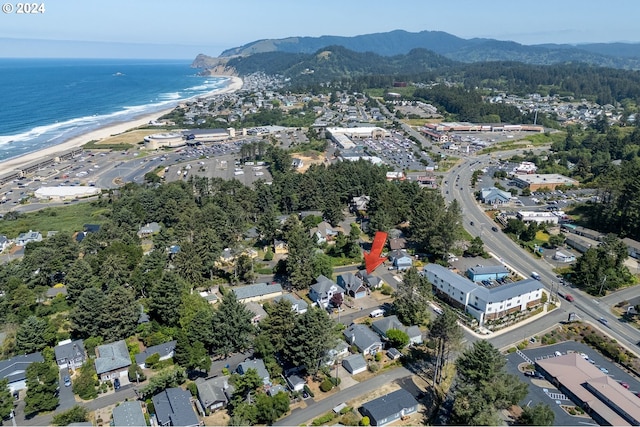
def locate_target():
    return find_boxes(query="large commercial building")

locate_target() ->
[536,353,640,426]
[512,173,579,191]
[326,126,389,150]
[143,132,186,149]
[34,186,101,201]
[517,211,560,225]
[422,264,543,325]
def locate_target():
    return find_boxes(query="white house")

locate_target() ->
[309,275,341,308]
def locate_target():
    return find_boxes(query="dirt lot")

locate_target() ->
[95,129,161,146]
[292,152,328,173]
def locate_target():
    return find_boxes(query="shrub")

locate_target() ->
[507,347,517,354]
[340,406,353,415]
[320,378,334,392]
[312,413,336,426]
[341,411,360,426]
[380,284,394,295]
[304,384,315,398]
[145,353,161,369]
[186,381,197,396]
[368,362,379,373]
[360,416,370,426]
[374,352,383,362]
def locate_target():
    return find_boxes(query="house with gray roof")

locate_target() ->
[0,235,9,252]
[343,324,382,356]
[273,293,308,314]
[285,374,306,392]
[94,340,131,382]
[196,375,234,412]
[54,339,85,370]
[137,222,161,239]
[244,301,268,324]
[232,282,283,303]
[310,221,338,244]
[357,270,383,289]
[112,401,146,427]
[371,315,423,346]
[309,275,341,308]
[342,353,367,375]
[16,230,42,246]
[360,388,418,426]
[423,263,543,326]
[337,273,367,299]
[237,358,270,385]
[388,250,413,270]
[152,387,199,427]
[135,340,176,368]
[0,352,44,392]
[623,237,640,260]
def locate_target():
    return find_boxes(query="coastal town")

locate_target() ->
[0,69,640,427]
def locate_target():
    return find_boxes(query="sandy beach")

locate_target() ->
[0,75,243,172]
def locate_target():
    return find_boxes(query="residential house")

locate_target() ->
[388,237,406,251]
[218,248,235,265]
[0,235,9,252]
[112,401,146,427]
[342,354,367,375]
[152,387,199,427]
[273,239,288,255]
[135,340,176,369]
[343,324,383,356]
[291,158,304,169]
[46,285,68,299]
[389,250,413,270]
[273,293,308,314]
[137,222,161,239]
[16,230,42,246]
[0,352,44,392]
[324,341,350,366]
[54,339,85,370]
[94,340,131,382]
[285,374,306,392]
[371,315,423,346]
[423,263,543,326]
[360,389,419,426]
[244,301,268,324]
[266,384,287,397]
[309,275,341,308]
[351,195,370,212]
[237,358,270,385]
[199,291,218,305]
[480,187,511,205]
[310,221,338,244]
[337,273,367,299]
[357,269,383,289]
[232,282,283,304]
[466,265,509,282]
[196,376,234,413]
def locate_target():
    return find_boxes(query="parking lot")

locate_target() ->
[360,132,436,172]
[505,340,640,425]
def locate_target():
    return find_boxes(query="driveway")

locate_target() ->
[57,368,77,411]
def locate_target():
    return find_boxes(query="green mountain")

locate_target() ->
[210,29,640,69]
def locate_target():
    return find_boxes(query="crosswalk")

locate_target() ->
[545,391,569,400]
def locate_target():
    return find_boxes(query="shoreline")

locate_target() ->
[0,75,243,173]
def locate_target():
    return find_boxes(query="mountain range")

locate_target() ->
[192,29,640,72]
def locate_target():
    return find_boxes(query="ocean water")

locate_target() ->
[0,58,228,162]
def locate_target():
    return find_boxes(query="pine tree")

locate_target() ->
[393,267,431,326]
[148,271,185,327]
[24,361,59,415]
[0,379,13,420]
[211,292,255,358]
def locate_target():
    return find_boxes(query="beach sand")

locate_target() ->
[0,75,244,172]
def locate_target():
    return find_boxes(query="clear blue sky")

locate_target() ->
[1,0,638,59]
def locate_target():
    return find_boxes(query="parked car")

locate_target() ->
[491,226,498,232]
[63,376,71,387]
[114,378,121,390]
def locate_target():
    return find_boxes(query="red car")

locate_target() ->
[619,381,630,389]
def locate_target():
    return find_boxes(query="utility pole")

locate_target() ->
[599,275,607,296]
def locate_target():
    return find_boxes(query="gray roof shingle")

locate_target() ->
[94,340,131,375]
[152,387,199,427]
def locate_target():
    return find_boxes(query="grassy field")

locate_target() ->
[0,202,110,238]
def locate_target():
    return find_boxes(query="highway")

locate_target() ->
[443,152,640,353]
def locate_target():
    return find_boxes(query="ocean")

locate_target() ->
[0,58,228,162]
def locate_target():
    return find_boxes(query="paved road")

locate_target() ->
[445,153,640,354]
[274,366,412,426]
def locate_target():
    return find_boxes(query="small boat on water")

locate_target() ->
[113,72,125,76]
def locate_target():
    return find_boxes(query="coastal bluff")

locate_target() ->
[191,54,238,76]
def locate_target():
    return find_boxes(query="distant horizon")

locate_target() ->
[2,30,640,61]
[1,0,638,59]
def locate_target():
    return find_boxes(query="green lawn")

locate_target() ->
[0,202,110,238]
